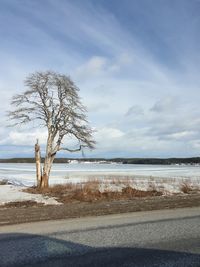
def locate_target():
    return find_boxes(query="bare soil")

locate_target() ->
[0,193,200,226]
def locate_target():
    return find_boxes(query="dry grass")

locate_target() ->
[147,181,157,191]
[180,182,192,194]
[0,179,9,185]
[180,181,200,194]
[24,179,163,203]
[121,186,162,197]
[109,177,132,186]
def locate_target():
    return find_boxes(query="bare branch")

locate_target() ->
[57,145,83,153]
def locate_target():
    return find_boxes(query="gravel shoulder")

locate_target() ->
[0,193,200,226]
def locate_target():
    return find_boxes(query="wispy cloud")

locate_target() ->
[1,0,200,157]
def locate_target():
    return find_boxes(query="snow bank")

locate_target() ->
[0,185,60,205]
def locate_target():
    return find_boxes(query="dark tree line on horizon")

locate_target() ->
[1,157,200,165]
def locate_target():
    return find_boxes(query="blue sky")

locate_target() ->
[1,0,200,158]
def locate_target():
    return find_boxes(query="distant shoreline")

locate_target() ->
[1,157,200,165]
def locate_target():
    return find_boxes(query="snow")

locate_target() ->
[0,185,60,205]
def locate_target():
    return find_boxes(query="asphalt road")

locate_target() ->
[0,207,200,267]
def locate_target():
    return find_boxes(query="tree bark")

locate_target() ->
[35,139,42,187]
[40,134,54,188]
[40,173,49,188]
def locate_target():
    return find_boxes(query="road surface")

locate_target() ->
[0,207,200,266]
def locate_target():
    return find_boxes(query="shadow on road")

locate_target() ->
[0,233,199,267]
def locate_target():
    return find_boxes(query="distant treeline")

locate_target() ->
[121,157,200,165]
[1,157,200,165]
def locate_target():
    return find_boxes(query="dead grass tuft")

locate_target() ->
[110,177,132,187]
[180,182,195,194]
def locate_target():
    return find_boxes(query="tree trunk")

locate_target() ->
[40,134,54,188]
[35,139,41,187]
[40,173,49,188]
[40,157,50,188]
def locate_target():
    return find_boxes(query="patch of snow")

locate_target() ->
[0,185,60,205]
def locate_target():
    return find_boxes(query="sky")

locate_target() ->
[1,0,200,158]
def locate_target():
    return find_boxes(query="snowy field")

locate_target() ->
[1,163,200,185]
[0,163,200,205]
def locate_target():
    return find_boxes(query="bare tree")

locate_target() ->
[8,71,95,188]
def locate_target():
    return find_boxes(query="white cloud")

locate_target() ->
[74,55,123,81]
[75,56,108,79]
[95,127,125,143]
[166,131,197,141]
[0,130,48,146]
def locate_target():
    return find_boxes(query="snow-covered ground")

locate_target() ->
[0,185,59,205]
[0,163,200,205]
